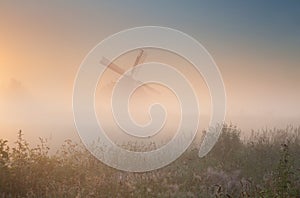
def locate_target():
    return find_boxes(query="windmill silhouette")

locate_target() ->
[99,49,160,95]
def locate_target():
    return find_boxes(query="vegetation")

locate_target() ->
[0,125,299,197]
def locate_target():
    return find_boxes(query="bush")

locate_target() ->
[0,125,299,197]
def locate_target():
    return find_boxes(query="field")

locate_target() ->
[0,124,299,197]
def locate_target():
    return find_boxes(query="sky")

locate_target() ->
[0,1,299,146]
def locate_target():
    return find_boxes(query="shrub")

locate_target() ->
[0,125,299,197]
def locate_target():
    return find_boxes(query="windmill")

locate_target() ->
[99,49,160,94]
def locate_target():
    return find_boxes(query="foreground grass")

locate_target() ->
[0,125,299,197]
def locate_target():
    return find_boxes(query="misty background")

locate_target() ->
[0,1,299,149]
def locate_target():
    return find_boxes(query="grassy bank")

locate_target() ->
[0,124,299,197]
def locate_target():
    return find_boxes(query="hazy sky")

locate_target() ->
[0,1,299,145]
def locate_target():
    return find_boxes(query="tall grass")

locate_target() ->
[0,125,299,197]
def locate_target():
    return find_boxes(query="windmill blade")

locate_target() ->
[131,50,158,94]
[100,56,160,95]
[131,49,147,76]
[133,49,146,67]
[139,51,147,64]
[100,57,125,76]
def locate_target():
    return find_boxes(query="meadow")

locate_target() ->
[0,124,299,197]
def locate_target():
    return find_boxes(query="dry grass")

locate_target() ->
[0,125,299,197]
